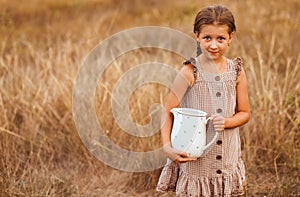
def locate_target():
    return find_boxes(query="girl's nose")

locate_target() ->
[210,40,217,49]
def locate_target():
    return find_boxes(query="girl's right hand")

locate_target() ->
[163,144,197,163]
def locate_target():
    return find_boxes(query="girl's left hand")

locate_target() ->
[211,114,226,132]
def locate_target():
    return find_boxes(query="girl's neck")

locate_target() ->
[199,55,227,73]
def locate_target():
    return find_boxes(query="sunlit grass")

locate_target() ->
[0,0,299,196]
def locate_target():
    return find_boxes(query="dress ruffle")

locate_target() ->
[233,57,243,77]
[182,57,196,66]
[156,159,180,192]
[157,159,246,197]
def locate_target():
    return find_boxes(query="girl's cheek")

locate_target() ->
[201,42,210,48]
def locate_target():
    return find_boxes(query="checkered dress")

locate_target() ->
[157,57,246,197]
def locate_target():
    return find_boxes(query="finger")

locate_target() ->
[214,125,225,131]
[213,119,223,125]
[213,118,225,125]
[169,151,188,161]
[177,157,197,163]
[212,114,224,120]
[211,113,219,119]
[179,152,189,158]
[213,117,224,123]
[215,123,225,128]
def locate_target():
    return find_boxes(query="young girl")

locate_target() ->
[157,5,251,197]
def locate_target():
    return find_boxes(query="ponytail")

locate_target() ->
[196,42,202,56]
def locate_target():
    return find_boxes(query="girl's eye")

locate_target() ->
[203,36,211,41]
[218,36,225,41]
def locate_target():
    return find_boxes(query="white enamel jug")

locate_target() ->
[170,108,219,158]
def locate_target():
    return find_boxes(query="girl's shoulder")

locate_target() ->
[179,62,195,86]
[182,56,198,74]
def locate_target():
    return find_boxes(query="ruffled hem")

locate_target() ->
[176,160,246,197]
[157,159,246,197]
[156,159,180,192]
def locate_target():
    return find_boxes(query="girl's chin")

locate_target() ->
[201,51,224,60]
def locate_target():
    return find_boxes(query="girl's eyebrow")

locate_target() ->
[215,33,228,36]
[201,32,228,36]
[201,34,227,38]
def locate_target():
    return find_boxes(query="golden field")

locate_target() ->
[0,0,299,196]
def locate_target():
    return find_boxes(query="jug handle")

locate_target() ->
[205,117,211,124]
[202,117,219,152]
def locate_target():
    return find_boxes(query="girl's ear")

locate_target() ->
[194,32,200,42]
[228,32,235,45]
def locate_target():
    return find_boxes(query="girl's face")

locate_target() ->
[195,24,234,62]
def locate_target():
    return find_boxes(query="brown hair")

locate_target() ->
[193,5,236,35]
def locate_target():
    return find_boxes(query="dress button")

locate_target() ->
[216,155,222,160]
[216,140,222,145]
[216,108,222,113]
[216,170,222,174]
[215,76,221,81]
[216,92,221,97]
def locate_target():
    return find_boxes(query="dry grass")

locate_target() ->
[0,0,299,196]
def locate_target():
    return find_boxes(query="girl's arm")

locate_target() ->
[161,64,197,163]
[224,67,251,128]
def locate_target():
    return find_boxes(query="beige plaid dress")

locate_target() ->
[157,57,246,197]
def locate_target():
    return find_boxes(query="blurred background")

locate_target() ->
[0,0,299,196]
